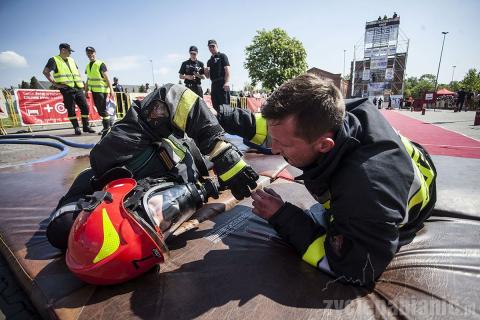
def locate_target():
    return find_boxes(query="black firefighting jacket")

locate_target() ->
[90,84,225,179]
[219,99,437,285]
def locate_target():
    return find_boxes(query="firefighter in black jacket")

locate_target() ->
[47,84,258,250]
[219,74,436,286]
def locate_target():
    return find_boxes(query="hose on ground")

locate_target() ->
[0,134,95,149]
[0,139,69,164]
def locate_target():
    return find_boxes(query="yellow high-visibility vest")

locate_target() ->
[86,60,109,93]
[52,56,84,88]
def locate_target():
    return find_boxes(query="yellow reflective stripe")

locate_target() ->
[219,159,247,182]
[86,60,109,93]
[400,135,435,212]
[53,56,83,88]
[250,113,268,145]
[302,234,327,267]
[172,89,198,131]
[93,208,120,264]
[322,200,330,210]
[67,116,77,120]
[163,138,186,160]
[81,115,89,118]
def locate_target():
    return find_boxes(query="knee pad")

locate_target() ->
[46,202,81,250]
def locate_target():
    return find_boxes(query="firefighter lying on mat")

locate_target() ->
[217,74,437,286]
[46,84,259,284]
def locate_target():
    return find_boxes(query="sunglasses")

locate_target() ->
[208,45,216,48]
[190,52,197,55]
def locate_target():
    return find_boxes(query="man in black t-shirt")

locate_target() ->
[179,46,205,97]
[205,40,231,111]
[43,43,95,135]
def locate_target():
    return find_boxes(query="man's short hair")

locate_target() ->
[261,73,345,142]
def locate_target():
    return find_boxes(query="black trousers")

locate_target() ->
[92,92,108,118]
[186,84,203,97]
[60,87,90,128]
[211,80,230,111]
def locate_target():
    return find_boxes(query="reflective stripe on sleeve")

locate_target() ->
[93,208,120,263]
[302,234,326,267]
[219,159,247,182]
[172,89,198,131]
[250,113,268,145]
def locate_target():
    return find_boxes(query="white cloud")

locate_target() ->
[107,55,146,71]
[158,67,170,76]
[0,51,28,69]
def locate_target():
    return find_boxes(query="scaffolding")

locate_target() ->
[350,16,409,99]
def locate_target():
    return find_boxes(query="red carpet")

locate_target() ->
[381,110,480,159]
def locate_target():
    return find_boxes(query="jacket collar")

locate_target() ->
[296,100,365,182]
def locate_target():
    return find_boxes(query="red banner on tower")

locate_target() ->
[14,89,100,126]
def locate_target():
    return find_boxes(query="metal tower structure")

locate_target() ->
[350,15,409,100]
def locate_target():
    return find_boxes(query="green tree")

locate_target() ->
[460,68,480,92]
[403,74,436,98]
[448,81,461,92]
[30,76,40,89]
[20,81,29,89]
[244,28,307,91]
[138,84,145,93]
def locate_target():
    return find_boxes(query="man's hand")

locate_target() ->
[251,187,284,219]
[223,82,230,91]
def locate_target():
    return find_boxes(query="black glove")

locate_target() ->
[211,144,259,200]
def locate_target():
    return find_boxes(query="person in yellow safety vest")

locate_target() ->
[43,43,96,135]
[84,46,115,135]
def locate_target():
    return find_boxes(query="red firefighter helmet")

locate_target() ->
[66,178,169,285]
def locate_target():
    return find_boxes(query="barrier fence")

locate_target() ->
[0,89,266,134]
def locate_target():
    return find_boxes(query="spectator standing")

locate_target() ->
[85,46,115,135]
[112,77,127,116]
[204,39,231,111]
[455,89,466,112]
[179,46,205,97]
[43,43,95,135]
[377,97,383,109]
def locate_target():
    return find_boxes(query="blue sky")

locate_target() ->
[1,0,479,91]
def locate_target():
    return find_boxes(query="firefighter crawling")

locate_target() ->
[46,83,258,284]
[217,74,437,286]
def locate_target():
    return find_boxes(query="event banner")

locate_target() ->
[0,89,8,119]
[14,89,100,126]
[370,55,388,70]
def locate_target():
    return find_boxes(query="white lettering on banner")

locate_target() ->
[13,89,101,126]
[44,104,53,113]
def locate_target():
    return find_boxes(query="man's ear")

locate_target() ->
[313,133,335,153]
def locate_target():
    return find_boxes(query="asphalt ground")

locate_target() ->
[396,108,480,141]
[0,123,102,169]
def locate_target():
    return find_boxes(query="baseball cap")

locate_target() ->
[207,40,217,46]
[85,46,96,52]
[59,43,74,52]
[189,46,198,53]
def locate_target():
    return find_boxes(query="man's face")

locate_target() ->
[190,51,197,60]
[268,116,322,168]
[61,48,71,57]
[86,50,96,61]
[208,44,218,55]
